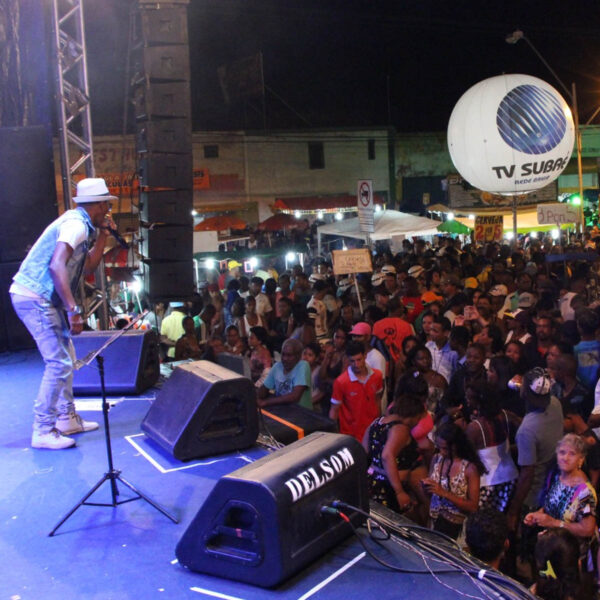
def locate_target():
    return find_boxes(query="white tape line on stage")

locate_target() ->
[190,587,246,600]
[296,551,366,600]
[125,433,254,474]
[188,552,365,600]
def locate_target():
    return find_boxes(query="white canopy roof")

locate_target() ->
[317,209,441,241]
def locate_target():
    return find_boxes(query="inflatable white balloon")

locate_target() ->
[447,74,575,195]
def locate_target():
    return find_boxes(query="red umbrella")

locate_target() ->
[194,215,247,231]
[257,213,303,231]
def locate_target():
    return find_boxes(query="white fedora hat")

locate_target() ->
[73,178,118,203]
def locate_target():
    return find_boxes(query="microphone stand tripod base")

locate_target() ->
[48,354,178,536]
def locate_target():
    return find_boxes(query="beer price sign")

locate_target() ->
[474,215,503,242]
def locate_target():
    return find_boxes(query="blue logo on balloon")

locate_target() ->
[496,85,566,154]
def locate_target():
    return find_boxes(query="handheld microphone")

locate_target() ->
[108,227,129,249]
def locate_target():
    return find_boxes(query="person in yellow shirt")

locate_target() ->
[160,302,187,359]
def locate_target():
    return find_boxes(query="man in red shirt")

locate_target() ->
[329,341,383,442]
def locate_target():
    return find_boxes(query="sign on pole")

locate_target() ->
[474,215,503,242]
[357,179,374,233]
[537,203,580,225]
[332,248,373,275]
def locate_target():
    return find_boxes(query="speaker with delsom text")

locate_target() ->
[176,431,368,587]
[141,360,259,460]
[72,330,160,395]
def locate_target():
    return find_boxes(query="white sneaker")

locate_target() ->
[32,428,76,450]
[56,411,99,435]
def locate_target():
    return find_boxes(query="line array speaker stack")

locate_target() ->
[132,0,194,301]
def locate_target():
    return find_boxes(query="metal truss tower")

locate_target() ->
[50,0,95,212]
[50,0,110,326]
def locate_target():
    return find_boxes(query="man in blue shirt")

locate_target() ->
[257,338,312,409]
[10,178,117,450]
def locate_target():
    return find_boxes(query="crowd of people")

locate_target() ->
[147,231,600,598]
[17,176,600,598]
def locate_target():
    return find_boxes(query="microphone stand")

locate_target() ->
[49,313,178,536]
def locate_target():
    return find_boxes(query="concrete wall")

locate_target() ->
[54,128,392,224]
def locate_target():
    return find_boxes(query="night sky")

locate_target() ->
[84,1,600,135]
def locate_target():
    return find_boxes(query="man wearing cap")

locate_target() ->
[489,284,508,318]
[371,270,386,290]
[506,368,563,533]
[10,178,117,449]
[504,310,532,345]
[224,260,242,287]
[407,265,425,291]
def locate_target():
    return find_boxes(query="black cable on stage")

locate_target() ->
[365,503,532,600]
[321,506,459,575]
[332,500,462,549]
[324,501,537,600]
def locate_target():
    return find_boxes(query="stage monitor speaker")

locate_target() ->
[260,404,336,445]
[141,360,259,460]
[141,225,193,262]
[0,126,57,263]
[139,152,192,189]
[72,330,160,395]
[176,431,368,587]
[0,261,34,351]
[136,119,191,154]
[133,81,191,120]
[140,190,193,226]
[142,259,194,301]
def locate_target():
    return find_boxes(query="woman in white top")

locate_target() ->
[465,381,520,512]
[239,296,266,340]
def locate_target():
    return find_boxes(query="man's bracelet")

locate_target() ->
[67,305,83,317]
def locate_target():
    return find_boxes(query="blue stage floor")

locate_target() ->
[0,350,532,599]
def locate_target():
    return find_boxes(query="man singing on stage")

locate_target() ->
[10,178,118,449]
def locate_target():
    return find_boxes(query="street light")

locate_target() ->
[506,30,584,232]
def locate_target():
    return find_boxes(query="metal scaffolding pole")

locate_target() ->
[50,0,108,328]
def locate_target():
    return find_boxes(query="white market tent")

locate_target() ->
[317,209,441,253]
